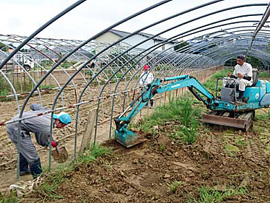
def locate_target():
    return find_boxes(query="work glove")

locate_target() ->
[51,140,58,148]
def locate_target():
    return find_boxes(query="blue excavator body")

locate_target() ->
[115,73,270,148]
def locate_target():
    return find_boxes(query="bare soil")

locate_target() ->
[0,67,220,190]
[27,117,270,202]
[0,82,157,189]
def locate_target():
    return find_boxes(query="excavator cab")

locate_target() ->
[202,69,260,131]
[216,69,258,102]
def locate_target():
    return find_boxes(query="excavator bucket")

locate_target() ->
[115,124,146,148]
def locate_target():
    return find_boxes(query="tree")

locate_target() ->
[174,40,189,52]
[246,56,263,68]
[266,42,270,53]
[0,42,8,52]
[225,56,263,68]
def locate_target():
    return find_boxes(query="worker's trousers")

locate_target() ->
[223,77,253,91]
[6,123,39,166]
[236,78,253,91]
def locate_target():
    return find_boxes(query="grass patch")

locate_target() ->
[188,186,247,202]
[0,77,34,96]
[253,125,265,133]
[203,69,229,94]
[169,98,200,144]
[197,186,247,202]
[81,144,111,162]
[133,95,194,132]
[40,84,56,90]
[234,136,247,147]
[34,144,111,200]
[167,180,182,194]
[0,89,13,102]
[134,95,201,144]
[160,143,166,151]
[0,191,18,203]
[176,120,198,144]
[224,144,240,157]
[254,110,270,121]
[259,71,270,78]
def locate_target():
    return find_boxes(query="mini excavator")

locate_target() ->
[115,69,270,147]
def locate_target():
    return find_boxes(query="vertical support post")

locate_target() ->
[78,109,96,155]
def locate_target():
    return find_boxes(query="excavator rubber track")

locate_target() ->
[202,111,254,131]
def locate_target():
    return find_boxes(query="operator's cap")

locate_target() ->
[237,55,246,61]
[143,65,149,70]
[53,112,72,125]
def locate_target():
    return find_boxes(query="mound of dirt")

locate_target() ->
[28,126,270,202]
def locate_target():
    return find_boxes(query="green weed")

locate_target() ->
[181,100,193,126]
[252,125,265,133]
[88,144,111,158]
[40,84,56,90]
[203,127,211,134]
[0,191,18,203]
[224,144,240,157]
[177,120,198,144]
[160,143,166,151]
[138,95,198,122]
[167,180,182,194]
[259,71,270,78]
[198,186,246,202]
[255,111,270,121]
[234,136,247,147]
[170,99,200,144]
[74,144,111,166]
[203,69,229,93]
[135,94,201,144]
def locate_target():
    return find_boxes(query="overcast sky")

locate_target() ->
[0,0,269,40]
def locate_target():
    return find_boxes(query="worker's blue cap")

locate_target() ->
[53,112,72,125]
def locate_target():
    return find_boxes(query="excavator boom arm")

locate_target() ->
[115,75,214,131]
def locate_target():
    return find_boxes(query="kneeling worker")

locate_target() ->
[6,104,72,178]
[228,55,253,100]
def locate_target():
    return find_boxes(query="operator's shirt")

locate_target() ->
[233,62,252,80]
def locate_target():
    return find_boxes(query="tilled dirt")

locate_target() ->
[0,82,138,188]
[27,121,270,202]
[0,67,220,190]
